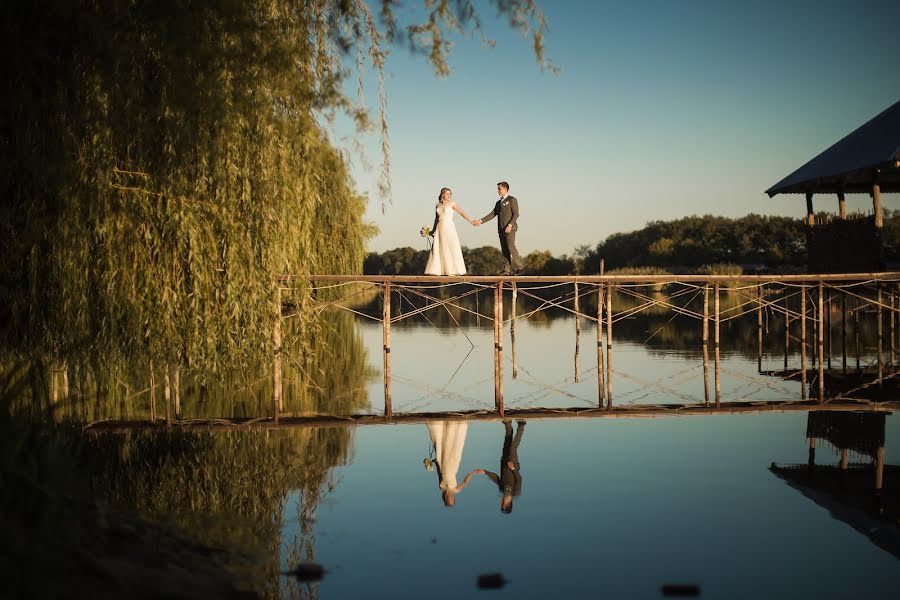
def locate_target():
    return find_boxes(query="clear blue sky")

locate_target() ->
[337,0,900,256]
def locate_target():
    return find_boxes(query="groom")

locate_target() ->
[475,181,523,275]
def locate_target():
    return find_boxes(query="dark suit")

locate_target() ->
[485,420,524,497]
[480,195,522,273]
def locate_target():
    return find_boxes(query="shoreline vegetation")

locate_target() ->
[364,211,900,277]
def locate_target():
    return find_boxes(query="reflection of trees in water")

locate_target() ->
[3,310,371,421]
[351,284,884,361]
[84,427,348,598]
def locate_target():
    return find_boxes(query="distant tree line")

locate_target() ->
[365,212,900,276]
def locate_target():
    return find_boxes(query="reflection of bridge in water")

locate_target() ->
[295,273,900,419]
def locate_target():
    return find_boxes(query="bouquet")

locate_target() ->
[420,225,431,238]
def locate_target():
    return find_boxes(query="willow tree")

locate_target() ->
[0,1,551,376]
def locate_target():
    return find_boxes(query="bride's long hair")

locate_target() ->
[438,187,451,204]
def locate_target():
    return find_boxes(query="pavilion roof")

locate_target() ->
[766,99,900,197]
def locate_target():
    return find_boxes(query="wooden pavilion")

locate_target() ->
[767,100,900,272]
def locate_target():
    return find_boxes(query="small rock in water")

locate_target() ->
[476,573,507,589]
[661,583,701,597]
[430,537,438,544]
[286,562,325,582]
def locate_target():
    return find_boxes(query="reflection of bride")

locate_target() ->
[426,421,482,507]
[424,187,474,276]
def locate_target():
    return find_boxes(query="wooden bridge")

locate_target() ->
[265,271,900,422]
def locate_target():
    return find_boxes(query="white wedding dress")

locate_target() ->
[427,421,469,492]
[424,202,466,275]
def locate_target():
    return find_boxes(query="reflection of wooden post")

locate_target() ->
[818,282,825,402]
[806,191,815,226]
[574,282,580,383]
[757,284,763,371]
[877,284,883,387]
[496,282,504,415]
[703,285,710,405]
[837,191,846,219]
[801,284,807,400]
[841,292,847,374]
[875,446,885,490]
[840,448,849,470]
[606,284,613,405]
[891,289,896,367]
[383,282,392,417]
[511,282,518,380]
[808,436,816,467]
[714,282,720,407]
[164,365,172,428]
[784,287,789,370]
[273,285,282,422]
[149,361,157,422]
[597,282,605,406]
[873,179,883,229]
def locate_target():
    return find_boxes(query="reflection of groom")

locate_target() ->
[475,181,523,275]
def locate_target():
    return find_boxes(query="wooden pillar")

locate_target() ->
[800,284,807,400]
[784,287,789,370]
[273,285,282,422]
[837,192,846,219]
[818,282,825,402]
[891,289,896,368]
[511,282,518,380]
[606,284,613,406]
[877,284,883,387]
[805,191,815,226]
[597,282,605,406]
[840,448,849,470]
[808,436,817,467]
[173,368,181,420]
[875,446,885,491]
[574,282,580,383]
[826,288,832,371]
[714,282,721,407]
[855,295,861,372]
[757,284,763,372]
[164,365,172,428]
[149,361,157,422]
[841,292,847,374]
[873,179,883,228]
[703,284,710,406]
[383,282,392,417]
[495,282,504,415]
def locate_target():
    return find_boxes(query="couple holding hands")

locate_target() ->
[423,181,524,276]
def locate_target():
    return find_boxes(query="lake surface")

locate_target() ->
[61,289,900,598]
[267,302,900,599]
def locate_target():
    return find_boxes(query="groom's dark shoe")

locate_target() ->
[496,269,511,276]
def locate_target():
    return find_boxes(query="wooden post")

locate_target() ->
[597,282,605,406]
[495,282,504,415]
[891,289,895,368]
[757,284,763,372]
[877,284,883,387]
[805,191,815,226]
[703,285,710,405]
[873,179,883,228]
[818,282,825,402]
[875,446,885,491]
[841,292,847,374]
[511,282,518,380]
[164,364,172,428]
[383,282,392,418]
[801,284,807,400]
[826,288,832,371]
[784,287,789,370]
[149,361,156,422]
[855,295,861,372]
[574,282,580,382]
[173,368,181,420]
[714,282,720,407]
[808,436,817,467]
[837,191,846,219]
[840,448,849,470]
[273,285,282,422]
[606,284,613,406]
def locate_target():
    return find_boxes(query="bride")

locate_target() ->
[425,187,474,275]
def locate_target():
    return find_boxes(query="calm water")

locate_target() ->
[52,291,900,597]
[267,306,900,599]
